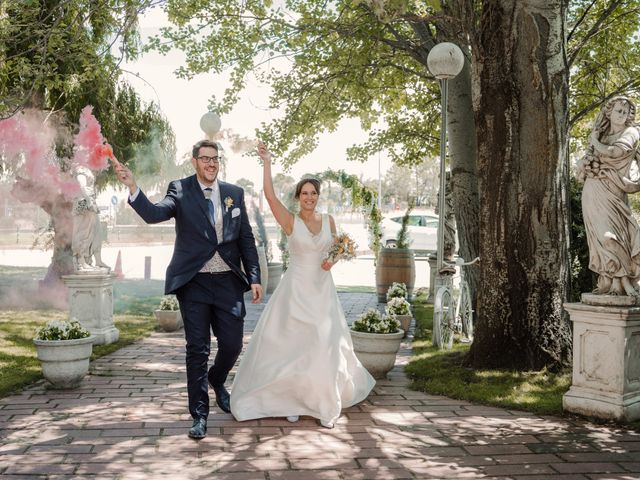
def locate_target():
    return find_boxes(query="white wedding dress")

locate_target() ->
[230,214,375,424]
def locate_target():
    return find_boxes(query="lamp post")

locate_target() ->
[427,42,464,278]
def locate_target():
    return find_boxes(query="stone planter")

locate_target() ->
[395,314,412,338]
[267,262,283,294]
[33,336,95,389]
[154,310,183,332]
[350,329,404,379]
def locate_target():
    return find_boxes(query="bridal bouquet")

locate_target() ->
[325,232,357,263]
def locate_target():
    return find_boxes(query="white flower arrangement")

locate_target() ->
[34,319,91,341]
[352,308,400,334]
[386,296,411,316]
[386,282,408,301]
[159,295,179,311]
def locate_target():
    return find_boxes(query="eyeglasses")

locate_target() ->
[197,155,220,164]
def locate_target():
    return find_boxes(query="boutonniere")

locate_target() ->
[224,196,234,212]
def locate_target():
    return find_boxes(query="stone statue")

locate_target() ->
[72,166,109,273]
[576,96,640,297]
[435,171,457,261]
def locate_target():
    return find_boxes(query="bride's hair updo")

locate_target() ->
[294,177,321,199]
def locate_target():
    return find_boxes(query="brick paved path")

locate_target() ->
[1,292,640,479]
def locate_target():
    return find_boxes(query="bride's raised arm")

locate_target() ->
[257,142,294,236]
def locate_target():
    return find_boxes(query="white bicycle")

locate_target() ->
[433,256,480,349]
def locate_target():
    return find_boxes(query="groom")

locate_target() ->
[115,139,263,439]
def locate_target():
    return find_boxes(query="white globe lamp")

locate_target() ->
[200,112,222,140]
[427,42,464,80]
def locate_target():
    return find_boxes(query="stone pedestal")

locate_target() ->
[61,273,119,345]
[563,295,640,421]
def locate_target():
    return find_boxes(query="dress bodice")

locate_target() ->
[287,214,332,267]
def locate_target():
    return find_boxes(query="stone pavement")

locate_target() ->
[1,293,640,479]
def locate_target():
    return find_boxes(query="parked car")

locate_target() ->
[380,210,439,252]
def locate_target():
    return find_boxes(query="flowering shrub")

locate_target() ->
[35,319,91,341]
[386,282,408,301]
[352,308,400,334]
[159,295,179,311]
[386,297,411,316]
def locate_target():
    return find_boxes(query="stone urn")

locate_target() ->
[154,310,183,332]
[350,329,404,379]
[395,314,412,338]
[33,336,95,389]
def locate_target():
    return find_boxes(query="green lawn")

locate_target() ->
[0,309,158,397]
[405,294,572,415]
[0,266,164,398]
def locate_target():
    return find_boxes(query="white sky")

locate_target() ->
[115,7,392,194]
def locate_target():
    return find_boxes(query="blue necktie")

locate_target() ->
[204,188,215,225]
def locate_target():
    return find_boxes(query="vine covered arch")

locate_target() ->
[316,169,382,262]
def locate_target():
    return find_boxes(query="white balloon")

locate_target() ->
[200,112,222,136]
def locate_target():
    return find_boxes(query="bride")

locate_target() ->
[230,142,375,428]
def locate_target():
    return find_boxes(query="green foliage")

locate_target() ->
[1,0,143,117]
[252,203,272,263]
[148,0,442,169]
[568,1,640,150]
[34,319,90,341]
[149,1,640,175]
[0,0,176,191]
[395,202,414,249]
[317,169,382,261]
[569,176,594,301]
[352,307,400,334]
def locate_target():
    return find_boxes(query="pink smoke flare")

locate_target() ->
[73,105,116,170]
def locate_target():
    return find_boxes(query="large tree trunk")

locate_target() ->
[448,61,480,299]
[468,0,572,369]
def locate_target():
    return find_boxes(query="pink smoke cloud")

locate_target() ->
[72,105,117,170]
[0,110,83,201]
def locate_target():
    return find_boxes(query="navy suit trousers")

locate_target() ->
[177,272,246,420]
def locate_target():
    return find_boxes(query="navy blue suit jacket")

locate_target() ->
[129,174,261,295]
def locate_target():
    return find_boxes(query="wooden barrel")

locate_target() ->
[375,248,416,303]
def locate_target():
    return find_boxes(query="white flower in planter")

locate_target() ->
[352,308,400,334]
[385,297,411,316]
[386,282,408,301]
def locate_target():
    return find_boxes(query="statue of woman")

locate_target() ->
[72,166,109,272]
[577,96,640,296]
